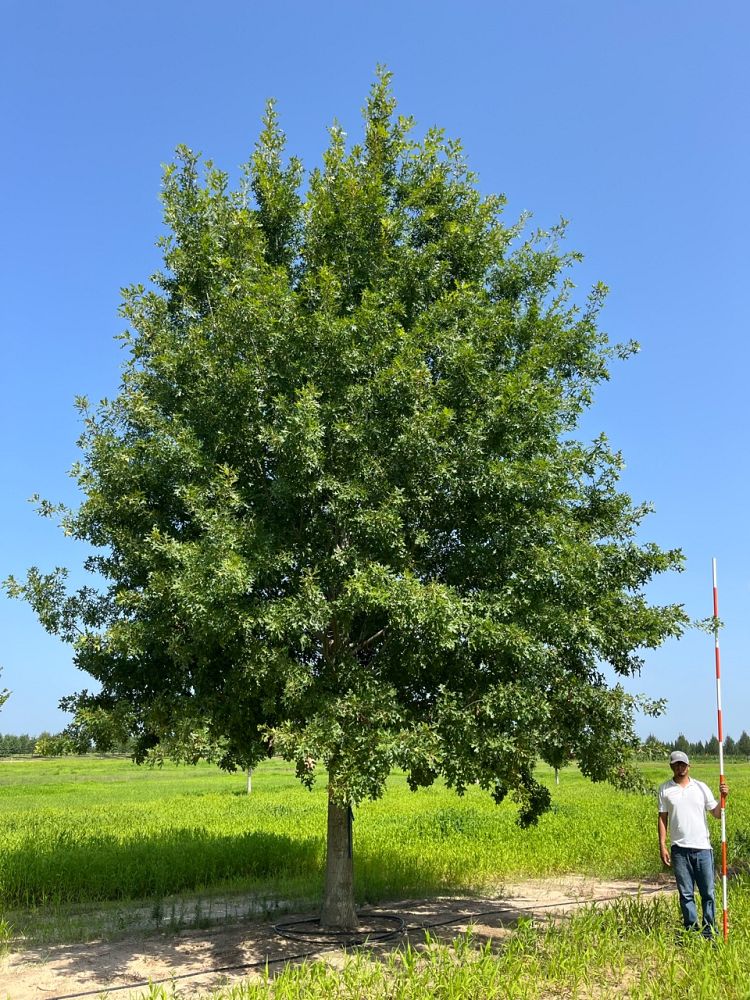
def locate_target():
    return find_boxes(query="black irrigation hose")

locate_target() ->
[273,911,406,944]
[42,883,677,1000]
[45,913,407,1000]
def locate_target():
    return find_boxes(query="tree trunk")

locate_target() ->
[319,781,357,931]
[246,768,252,794]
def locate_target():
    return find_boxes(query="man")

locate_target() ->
[658,749,729,938]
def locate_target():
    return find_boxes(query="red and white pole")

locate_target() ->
[712,558,728,941]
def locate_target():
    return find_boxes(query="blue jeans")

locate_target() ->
[671,846,715,937]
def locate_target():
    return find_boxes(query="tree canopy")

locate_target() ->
[6,72,687,927]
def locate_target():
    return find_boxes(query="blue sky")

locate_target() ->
[1,1,748,742]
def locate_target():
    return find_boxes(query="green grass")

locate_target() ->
[2,756,750,996]
[2,757,749,911]
[0,757,315,907]
[1,758,748,910]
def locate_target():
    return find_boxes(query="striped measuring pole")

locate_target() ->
[712,558,728,941]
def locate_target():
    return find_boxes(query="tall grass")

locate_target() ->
[1,758,747,910]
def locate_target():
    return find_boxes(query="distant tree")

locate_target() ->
[33,733,53,756]
[0,735,19,755]
[5,73,687,930]
[737,731,750,758]
[690,740,705,757]
[723,734,736,756]
[640,733,667,760]
[674,733,691,754]
[33,732,77,756]
[705,735,720,756]
[1,733,36,755]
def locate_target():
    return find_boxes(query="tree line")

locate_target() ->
[0,731,134,756]
[641,732,750,759]
[0,733,37,755]
[5,728,750,761]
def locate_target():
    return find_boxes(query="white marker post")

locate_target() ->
[712,558,728,941]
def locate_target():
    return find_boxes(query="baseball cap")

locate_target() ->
[669,750,690,765]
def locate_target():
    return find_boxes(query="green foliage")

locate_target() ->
[59,695,136,754]
[0,670,9,715]
[0,916,12,956]
[0,732,36,756]
[638,733,668,761]
[4,72,686,824]
[33,732,79,756]
[705,735,720,756]
[694,614,724,635]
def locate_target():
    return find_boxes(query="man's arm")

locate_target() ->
[709,781,729,819]
[658,811,670,866]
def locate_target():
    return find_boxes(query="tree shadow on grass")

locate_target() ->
[2,827,323,907]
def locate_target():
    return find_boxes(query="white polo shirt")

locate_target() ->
[657,778,717,850]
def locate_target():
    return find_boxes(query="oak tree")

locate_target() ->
[7,73,687,929]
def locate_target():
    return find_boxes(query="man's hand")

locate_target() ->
[710,782,729,818]
[660,846,671,867]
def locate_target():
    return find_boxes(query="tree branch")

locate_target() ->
[353,627,387,654]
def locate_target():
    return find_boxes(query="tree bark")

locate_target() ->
[246,768,252,794]
[319,781,357,931]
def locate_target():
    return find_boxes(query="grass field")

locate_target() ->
[1,756,749,997]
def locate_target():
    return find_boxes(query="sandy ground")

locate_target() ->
[0,875,674,1000]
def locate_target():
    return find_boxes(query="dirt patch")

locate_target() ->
[0,876,674,1000]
